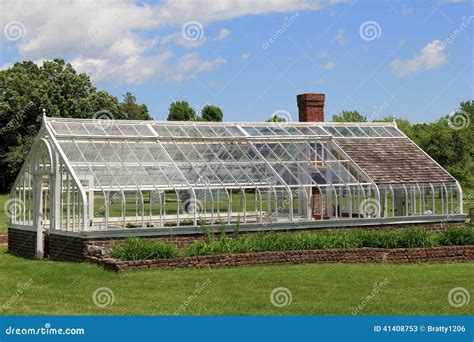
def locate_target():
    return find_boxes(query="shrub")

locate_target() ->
[439,227,474,246]
[110,237,179,260]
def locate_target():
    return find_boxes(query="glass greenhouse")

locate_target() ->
[9,116,464,237]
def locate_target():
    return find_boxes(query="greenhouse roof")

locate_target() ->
[41,117,455,193]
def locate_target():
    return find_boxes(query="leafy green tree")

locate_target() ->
[0,59,127,191]
[332,110,367,122]
[121,92,152,120]
[266,115,286,122]
[167,101,196,121]
[201,105,223,122]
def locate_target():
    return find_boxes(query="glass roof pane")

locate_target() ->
[242,127,261,136]
[359,126,379,137]
[372,126,391,137]
[310,126,330,136]
[323,126,342,137]
[198,126,218,137]
[347,126,367,137]
[152,125,172,137]
[66,122,89,135]
[334,127,354,137]
[384,126,404,137]
[51,122,72,135]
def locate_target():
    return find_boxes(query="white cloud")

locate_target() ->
[335,29,346,46]
[323,61,335,70]
[2,0,332,84]
[390,40,447,77]
[313,78,325,85]
[218,28,231,40]
[240,53,251,60]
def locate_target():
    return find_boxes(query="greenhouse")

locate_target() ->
[7,93,465,258]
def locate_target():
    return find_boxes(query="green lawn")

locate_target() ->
[0,194,9,232]
[0,246,472,315]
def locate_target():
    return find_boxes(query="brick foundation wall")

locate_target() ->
[88,245,474,272]
[11,221,466,262]
[48,233,89,262]
[0,233,8,244]
[8,228,37,258]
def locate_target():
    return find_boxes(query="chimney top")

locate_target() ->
[297,93,325,122]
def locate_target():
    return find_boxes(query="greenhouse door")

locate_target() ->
[33,174,51,259]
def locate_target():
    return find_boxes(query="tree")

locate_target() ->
[332,110,367,122]
[266,115,286,122]
[201,105,223,122]
[0,59,127,191]
[167,101,196,121]
[121,92,152,120]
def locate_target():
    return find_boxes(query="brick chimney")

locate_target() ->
[297,93,325,122]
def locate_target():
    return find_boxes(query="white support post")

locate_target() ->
[33,175,44,259]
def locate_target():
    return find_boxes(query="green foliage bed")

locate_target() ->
[110,226,474,261]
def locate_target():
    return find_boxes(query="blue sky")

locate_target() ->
[1,0,472,123]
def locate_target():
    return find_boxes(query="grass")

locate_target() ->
[0,194,9,232]
[0,246,472,315]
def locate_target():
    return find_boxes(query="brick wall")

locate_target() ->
[11,220,466,262]
[8,228,37,258]
[48,233,89,261]
[88,245,474,272]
